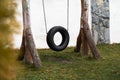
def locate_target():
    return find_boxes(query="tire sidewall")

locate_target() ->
[47,26,69,51]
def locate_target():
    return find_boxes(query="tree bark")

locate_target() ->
[74,29,82,52]
[75,0,89,56]
[17,31,25,60]
[18,29,33,64]
[82,19,101,59]
[75,0,101,59]
[18,0,41,67]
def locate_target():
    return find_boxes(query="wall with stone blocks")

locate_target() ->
[91,0,110,44]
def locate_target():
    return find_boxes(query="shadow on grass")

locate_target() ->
[40,55,72,64]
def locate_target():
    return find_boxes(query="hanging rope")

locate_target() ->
[67,0,69,31]
[42,0,69,33]
[42,0,48,33]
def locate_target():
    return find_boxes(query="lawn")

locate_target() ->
[16,44,120,80]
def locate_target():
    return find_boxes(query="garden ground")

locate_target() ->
[17,44,120,80]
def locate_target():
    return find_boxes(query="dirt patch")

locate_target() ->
[42,55,72,64]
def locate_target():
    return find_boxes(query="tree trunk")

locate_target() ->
[74,29,82,52]
[17,31,25,60]
[18,0,41,67]
[75,0,101,59]
[82,19,101,59]
[18,29,33,64]
[75,0,89,56]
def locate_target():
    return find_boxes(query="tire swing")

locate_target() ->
[47,26,69,51]
[42,0,70,51]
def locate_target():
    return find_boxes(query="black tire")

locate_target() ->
[47,26,70,51]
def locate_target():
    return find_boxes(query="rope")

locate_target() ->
[42,0,70,33]
[67,0,69,31]
[42,0,48,34]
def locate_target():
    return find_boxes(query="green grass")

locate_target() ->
[17,44,120,80]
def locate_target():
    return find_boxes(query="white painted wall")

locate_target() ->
[14,0,120,48]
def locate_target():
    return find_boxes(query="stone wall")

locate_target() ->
[91,0,110,44]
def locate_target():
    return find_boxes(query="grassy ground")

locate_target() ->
[17,44,120,80]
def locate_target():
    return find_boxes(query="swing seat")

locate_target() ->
[47,26,70,51]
